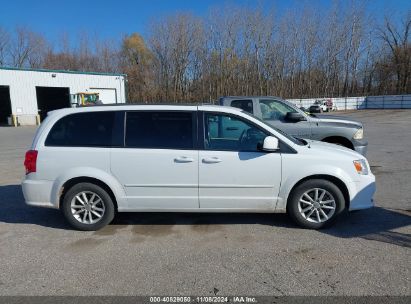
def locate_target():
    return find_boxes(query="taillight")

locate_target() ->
[24,150,38,174]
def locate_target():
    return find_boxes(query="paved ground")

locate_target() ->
[0,110,410,296]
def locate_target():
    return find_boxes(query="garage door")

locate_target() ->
[36,86,70,121]
[0,86,12,125]
[90,88,117,104]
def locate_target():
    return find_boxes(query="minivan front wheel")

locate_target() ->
[287,179,345,229]
[61,183,115,231]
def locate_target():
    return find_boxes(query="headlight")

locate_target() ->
[353,159,369,175]
[353,128,364,140]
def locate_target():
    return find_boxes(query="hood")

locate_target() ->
[305,140,364,159]
[310,114,363,128]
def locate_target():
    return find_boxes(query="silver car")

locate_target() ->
[219,96,367,155]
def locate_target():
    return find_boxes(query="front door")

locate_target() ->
[199,112,282,210]
[110,110,199,209]
[257,99,312,139]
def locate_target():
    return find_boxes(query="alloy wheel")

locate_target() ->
[70,191,106,224]
[298,188,336,223]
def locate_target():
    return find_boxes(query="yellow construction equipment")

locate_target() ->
[70,92,101,107]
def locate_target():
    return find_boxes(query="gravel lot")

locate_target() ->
[0,110,409,296]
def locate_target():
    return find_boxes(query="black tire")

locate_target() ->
[286,179,345,229]
[61,182,115,231]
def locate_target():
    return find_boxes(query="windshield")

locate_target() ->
[240,110,306,146]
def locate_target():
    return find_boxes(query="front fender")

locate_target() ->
[50,167,127,208]
[276,164,356,211]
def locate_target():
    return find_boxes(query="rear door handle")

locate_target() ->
[174,156,194,163]
[202,157,222,164]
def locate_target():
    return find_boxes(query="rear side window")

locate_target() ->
[125,111,194,149]
[230,99,253,114]
[45,111,115,147]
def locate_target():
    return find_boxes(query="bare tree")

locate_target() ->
[0,27,9,66]
[9,27,48,68]
[377,12,411,93]
[4,1,409,100]
[150,13,203,102]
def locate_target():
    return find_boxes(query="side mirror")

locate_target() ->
[285,112,306,122]
[261,136,279,152]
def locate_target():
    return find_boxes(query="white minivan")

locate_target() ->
[22,105,375,230]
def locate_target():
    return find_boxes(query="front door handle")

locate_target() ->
[174,156,194,163]
[202,157,222,164]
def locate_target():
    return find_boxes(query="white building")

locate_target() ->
[0,67,127,126]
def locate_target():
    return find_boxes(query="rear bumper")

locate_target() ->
[348,174,376,211]
[21,178,56,209]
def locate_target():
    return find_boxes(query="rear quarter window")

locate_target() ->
[45,111,116,147]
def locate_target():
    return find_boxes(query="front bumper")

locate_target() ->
[348,173,376,211]
[352,139,368,156]
[21,178,56,209]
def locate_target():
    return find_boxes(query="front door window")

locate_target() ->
[259,99,297,121]
[204,113,267,152]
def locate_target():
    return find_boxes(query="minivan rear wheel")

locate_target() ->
[287,179,345,229]
[61,182,115,231]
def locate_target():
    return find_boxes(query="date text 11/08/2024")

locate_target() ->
[149,296,257,303]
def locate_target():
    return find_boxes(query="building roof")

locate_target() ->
[0,66,127,77]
